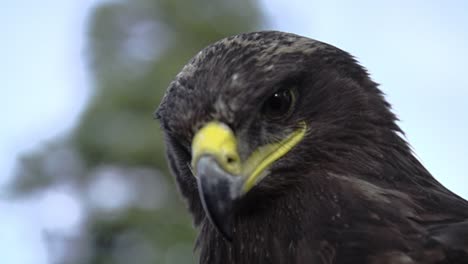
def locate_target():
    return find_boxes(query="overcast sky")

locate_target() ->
[1,1,467,263]
[2,1,95,263]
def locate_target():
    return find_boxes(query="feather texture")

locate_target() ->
[157,31,468,264]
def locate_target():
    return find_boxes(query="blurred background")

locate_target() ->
[1,0,467,263]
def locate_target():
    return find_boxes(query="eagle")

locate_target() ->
[155,31,468,264]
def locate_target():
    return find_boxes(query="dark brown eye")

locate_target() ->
[262,88,296,120]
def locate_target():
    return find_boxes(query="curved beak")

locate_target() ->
[191,121,306,240]
[195,156,242,240]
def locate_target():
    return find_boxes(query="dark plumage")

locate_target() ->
[155,31,468,264]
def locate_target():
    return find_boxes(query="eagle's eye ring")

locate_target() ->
[261,87,296,120]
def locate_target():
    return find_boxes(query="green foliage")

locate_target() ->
[11,0,263,263]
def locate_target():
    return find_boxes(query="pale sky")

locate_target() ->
[1,1,467,263]
[2,1,95,263]
[2,0,91,186]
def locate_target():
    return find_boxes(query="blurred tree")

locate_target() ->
[11,0,263,263]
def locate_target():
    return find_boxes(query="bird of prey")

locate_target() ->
[155,31,468,264]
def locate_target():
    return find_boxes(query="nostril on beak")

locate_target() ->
[226,155,236,164]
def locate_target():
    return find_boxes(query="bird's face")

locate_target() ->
[156,31,396,240]
[189,82,308,239]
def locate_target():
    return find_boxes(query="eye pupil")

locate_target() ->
[262,88,295,119]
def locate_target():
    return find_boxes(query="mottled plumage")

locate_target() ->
[156,31,468,264]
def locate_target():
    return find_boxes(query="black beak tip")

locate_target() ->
[196,157,240,241]
[197,170,234,241]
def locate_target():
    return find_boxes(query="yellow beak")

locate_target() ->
[192,122,307,240]
[191,121,306,239]
[192,121,307,194]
